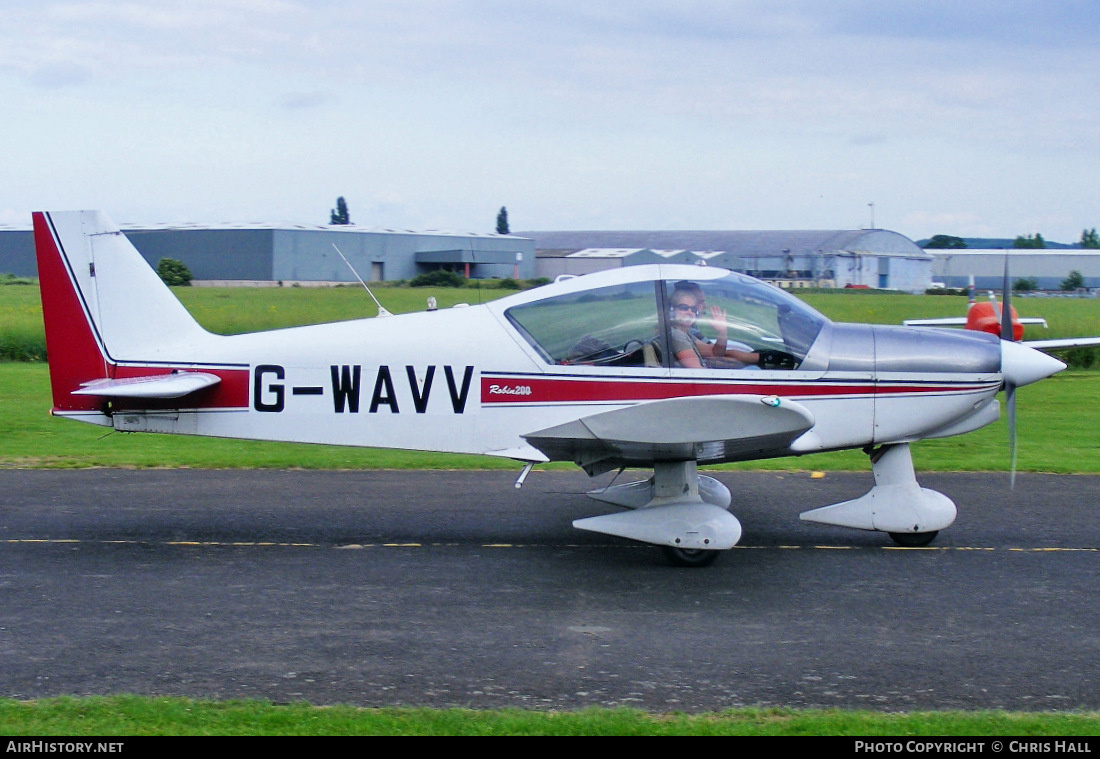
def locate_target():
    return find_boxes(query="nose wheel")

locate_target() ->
[888,530,939,547]
[661,545,720,567]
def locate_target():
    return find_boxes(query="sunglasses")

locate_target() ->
[673,303,699,315]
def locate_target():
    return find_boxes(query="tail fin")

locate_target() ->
[34,210,213,414]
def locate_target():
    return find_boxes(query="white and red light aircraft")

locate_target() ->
[34,211,1068,566]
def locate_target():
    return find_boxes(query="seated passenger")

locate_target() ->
[668,289,760,368]
[668,285,799,370]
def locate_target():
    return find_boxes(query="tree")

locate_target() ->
[1081,228,1100,249]
[923,235,967,249]
[1013,277,1039,292]
[409,269,465,287]
[496,206,510,235]
[156,258,192,287]
[1013,233,1046,249]
[330,197,350,225]
[1061,270,1085,291]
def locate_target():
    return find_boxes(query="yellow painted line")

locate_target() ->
[4,539,1097,552]
[4,538,80,544]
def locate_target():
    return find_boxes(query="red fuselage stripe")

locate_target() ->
[480,375,996,404]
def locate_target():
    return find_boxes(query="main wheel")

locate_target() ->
[661,545,721,567]
[888,530,939,547]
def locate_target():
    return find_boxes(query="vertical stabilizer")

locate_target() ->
[34,211,213,413]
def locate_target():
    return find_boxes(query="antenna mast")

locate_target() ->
[332,243,391,317]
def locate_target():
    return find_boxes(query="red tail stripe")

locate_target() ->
[34,212,110,412]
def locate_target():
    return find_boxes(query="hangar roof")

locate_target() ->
[519,229,928,258]
[118,221,525,239]
[0,220,526,240]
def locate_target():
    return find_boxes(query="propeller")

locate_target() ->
[997,257,1066,486]
[1000,257,1018,486]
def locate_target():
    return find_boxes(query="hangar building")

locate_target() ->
[0,222,536,283]
[928,249,1100,291]
[523,229,933,292]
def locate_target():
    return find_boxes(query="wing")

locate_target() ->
[523,394,815,470]
[903,317,1048,327]
[1024,336,1100,351]
[903,317,968,327]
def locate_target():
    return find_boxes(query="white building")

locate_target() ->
[927,249,1100,291]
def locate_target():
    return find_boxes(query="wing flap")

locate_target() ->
[74,372,221,399]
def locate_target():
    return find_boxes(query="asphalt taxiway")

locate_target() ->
[1,468,1096,712]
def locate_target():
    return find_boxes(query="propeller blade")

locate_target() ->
[1000,255,1020,486]
[1002,255,1014,485]
[1001,255,1014,341]
[1005,380,1017,488]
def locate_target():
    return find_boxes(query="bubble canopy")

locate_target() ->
[504,270,827,369]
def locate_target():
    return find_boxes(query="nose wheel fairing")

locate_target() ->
[799,443,957,537]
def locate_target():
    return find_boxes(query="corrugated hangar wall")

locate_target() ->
[124,229,275,280]
[0,225,537,283]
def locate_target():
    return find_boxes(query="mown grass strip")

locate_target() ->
[0,696,1097,736]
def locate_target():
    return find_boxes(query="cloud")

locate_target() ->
[27,61,92,88]
[276,91,338,110]
[1,1,1097,240]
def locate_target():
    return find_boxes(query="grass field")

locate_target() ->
[1,696,1097,736]
[4,281,1100,363]
[3,283,1100,471]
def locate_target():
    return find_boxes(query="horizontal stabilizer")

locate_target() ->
[74,372,221,399]
[574,502,742,550]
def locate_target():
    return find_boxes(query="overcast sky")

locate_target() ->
[2,0,1098,242]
